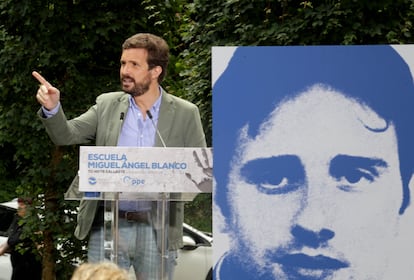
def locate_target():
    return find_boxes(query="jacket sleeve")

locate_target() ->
[37,105,98,146]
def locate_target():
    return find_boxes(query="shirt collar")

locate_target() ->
[127,87,163,119]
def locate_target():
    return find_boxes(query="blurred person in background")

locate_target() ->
[0,197,42,280]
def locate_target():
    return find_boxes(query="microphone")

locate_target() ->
[120,112,125,120]
[147,110,166,148]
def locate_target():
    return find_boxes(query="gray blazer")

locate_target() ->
[38,90,206,250]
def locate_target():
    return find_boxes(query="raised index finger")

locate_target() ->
[32,71,52,88]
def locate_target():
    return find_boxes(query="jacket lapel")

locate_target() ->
[105,94,130,146]
[157,92,175,147]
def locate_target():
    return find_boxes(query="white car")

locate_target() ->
[175,223,213,280]
[0,199,212,280]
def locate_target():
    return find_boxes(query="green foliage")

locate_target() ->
[184,193,212,232]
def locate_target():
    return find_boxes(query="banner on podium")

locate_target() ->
[79,146,212,193]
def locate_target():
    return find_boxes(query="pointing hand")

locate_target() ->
[32,71,60,111]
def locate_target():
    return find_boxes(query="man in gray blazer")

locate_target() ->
[33,33,206,280]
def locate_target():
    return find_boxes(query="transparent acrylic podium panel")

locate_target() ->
[73,146,212,279]
[74,192,196,280]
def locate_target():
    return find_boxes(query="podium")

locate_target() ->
[66,147,213,280]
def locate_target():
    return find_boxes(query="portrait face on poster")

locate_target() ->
[212,45,414,279]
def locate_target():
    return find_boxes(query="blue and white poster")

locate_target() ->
[212,45,414,279]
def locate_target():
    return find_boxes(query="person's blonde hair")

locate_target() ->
[71,262,129,280]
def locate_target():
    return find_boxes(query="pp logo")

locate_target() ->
[88,177,97,185]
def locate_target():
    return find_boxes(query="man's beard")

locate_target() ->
[121,75,151,97]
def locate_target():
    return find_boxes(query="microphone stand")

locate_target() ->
[147,110,169,280]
